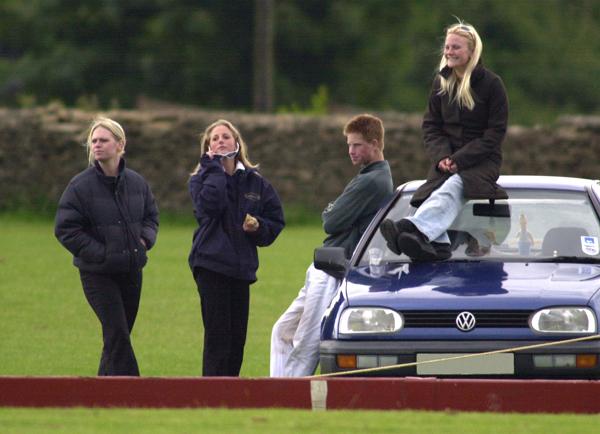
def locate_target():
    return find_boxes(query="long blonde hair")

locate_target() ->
[86,117,126,165]
[190,119,257,175]
[437,21,482,110]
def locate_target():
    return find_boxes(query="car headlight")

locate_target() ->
[339,308,403,334]
[530,307,597,333]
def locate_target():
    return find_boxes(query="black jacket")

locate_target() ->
[188,155,284,282]
[411,64,509,207]
[55,159,159,274]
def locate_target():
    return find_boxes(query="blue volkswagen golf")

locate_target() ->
[315,176,600,378]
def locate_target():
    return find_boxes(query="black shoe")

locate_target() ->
[396,218,418,234]
[432,242,452,260]
[380,218,419,253]
[380,219,402,254]
[397,230,438,261]
[380,219,420,255]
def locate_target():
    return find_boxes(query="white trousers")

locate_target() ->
[270,264,339,377]
[408,174,466,244]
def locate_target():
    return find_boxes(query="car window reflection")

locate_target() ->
[361,188,600,264]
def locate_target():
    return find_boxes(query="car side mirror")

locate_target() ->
[314,247,348,279]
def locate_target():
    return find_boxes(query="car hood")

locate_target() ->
[345,262,600,310]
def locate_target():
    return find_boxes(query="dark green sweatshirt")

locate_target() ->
[322,160,393,257]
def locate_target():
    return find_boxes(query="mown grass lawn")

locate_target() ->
[0,214,322,377]
[1,407,600,434]
[2,214,600,432]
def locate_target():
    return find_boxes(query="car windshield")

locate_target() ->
[360,188,600,265]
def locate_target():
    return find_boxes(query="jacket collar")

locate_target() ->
[234,161,246,173]
[439,62,485,84]
[360,160,388,174]
[93,158,125,183]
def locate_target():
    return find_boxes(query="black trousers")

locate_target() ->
[79,270,142,376]
[194,267,250,376]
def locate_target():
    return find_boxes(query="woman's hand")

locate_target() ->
[243,213,259,232]
[448,159,458,173]
[438,157,458,173]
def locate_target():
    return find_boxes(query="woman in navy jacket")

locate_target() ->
[189,119,284,376]
[55,117,159,376]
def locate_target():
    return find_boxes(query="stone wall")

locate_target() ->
[1,106,599,214]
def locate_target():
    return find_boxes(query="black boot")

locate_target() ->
[380,219,401,254]
[431,242,452,260]
[380,219,418,255]
[397,228,439,261]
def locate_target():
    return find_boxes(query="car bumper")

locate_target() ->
[319,339,600,378]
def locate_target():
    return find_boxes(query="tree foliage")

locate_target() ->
[0,0,598,123]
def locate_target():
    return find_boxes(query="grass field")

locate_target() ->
[0,213,322,377]
[2,407,600,434]
[2,214,600,432]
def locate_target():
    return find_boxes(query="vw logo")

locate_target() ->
[456,311,476,332]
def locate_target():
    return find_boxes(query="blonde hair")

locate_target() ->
[437,21,482,110]
[86,117,126,165]
[191,119,257,175]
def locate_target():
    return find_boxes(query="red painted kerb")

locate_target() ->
[2,377,600,413]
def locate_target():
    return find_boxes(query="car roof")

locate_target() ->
[399,175,599,193]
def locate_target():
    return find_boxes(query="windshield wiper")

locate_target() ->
[528,256,600,264]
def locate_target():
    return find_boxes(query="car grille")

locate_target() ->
[402,310,532,328]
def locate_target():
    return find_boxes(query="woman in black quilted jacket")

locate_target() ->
[55,117,159,376]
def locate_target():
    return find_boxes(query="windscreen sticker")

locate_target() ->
[581,236,599,256]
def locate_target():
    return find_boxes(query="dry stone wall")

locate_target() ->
[0,107,599,214]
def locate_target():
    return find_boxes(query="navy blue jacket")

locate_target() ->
[55,159,159,274]
[188,155,285,282]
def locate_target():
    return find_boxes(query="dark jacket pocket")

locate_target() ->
[134,242,148,269]
[78,242,106,263]
[103,250,131,273]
